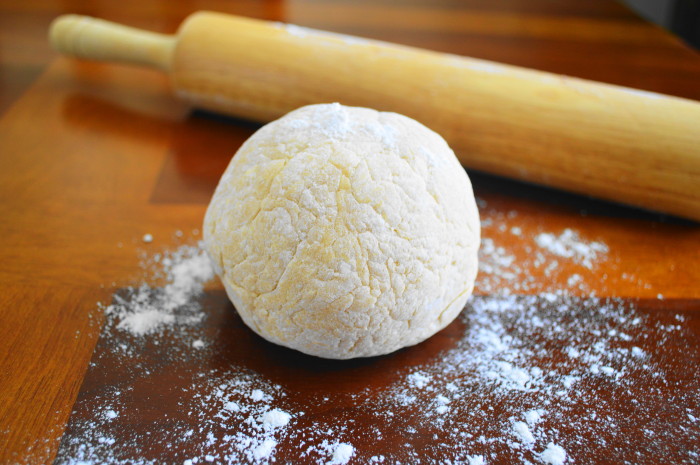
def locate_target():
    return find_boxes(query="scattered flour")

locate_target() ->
[329,442,355,465]
[524,410,542,426]
[262,409,291,428]
[512,421,535,444]
[253,439,277,461]
[107,244,214,339]
[474,205,633,296]
[53,228,698,464]
[407,372,432,389]
[117,308,174,336]
[534,229,608,269]
[540,443,567,465]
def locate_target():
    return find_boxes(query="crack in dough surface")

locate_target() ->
[204,104,480,359]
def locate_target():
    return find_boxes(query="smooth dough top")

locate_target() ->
[204,103,480,359]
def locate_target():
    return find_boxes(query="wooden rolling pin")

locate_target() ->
[49,12,700,221]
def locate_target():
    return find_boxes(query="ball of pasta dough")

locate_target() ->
[204,103,480,359]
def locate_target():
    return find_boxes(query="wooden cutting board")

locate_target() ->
[53,288,699,464]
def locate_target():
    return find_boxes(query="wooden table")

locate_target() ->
[1,1,699,464]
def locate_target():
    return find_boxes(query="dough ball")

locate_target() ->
[204,103,480,359]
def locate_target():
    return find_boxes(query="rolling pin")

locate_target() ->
[49,12,700,221]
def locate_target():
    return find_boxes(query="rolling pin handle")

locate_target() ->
[49,14,176,71]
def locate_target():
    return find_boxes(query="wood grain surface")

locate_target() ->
[54,293,700,464]
[1,1,699,464]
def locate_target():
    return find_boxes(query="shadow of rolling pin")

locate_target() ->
[50,12,700,221]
